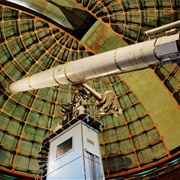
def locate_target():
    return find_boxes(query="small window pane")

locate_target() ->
[56,137,73,158]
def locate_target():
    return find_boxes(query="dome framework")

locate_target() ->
[0,0,180,179]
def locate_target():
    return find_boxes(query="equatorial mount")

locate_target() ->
[60,83,122,126]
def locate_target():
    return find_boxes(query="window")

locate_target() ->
[56,137,73,158]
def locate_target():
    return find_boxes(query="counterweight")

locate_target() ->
[8,32,180,94]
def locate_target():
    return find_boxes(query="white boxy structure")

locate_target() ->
[46,120,105,180]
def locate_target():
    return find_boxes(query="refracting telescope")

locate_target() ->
[8,20,180,115]
[7,21,180,115]
[8,21,180,94]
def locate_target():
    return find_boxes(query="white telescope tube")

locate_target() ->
[144,20,180,36]
[8,33,180,94]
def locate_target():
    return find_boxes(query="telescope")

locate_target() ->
[8,21,180,94]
